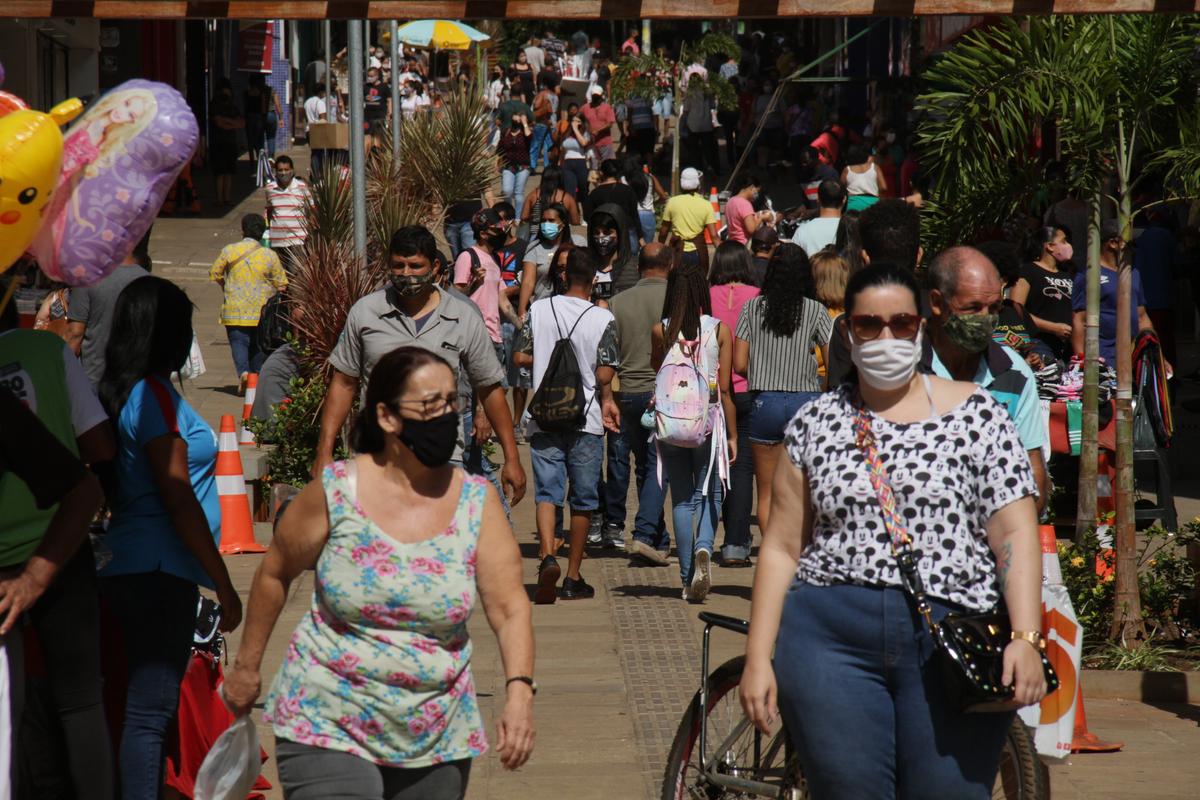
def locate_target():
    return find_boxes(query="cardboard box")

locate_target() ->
[308,122,348,150]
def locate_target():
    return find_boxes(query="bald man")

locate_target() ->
[605,242,674,561]
[924,246,1049,512]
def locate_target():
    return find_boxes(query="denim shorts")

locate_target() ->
[500,322,530,389]
[530,430,603,510]
[748,390,822,445]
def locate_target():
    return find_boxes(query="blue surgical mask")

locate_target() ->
[539,221,561,240]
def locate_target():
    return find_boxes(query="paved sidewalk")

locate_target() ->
[148,152,1200,799]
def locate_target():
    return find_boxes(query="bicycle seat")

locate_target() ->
[698,611,749,635]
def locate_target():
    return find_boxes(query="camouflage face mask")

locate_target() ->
[943,312,997,354]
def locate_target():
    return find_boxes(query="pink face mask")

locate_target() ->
[1050,242,1074,263]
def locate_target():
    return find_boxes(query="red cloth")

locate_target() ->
[165,652,271,800]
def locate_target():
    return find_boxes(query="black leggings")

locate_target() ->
[8,543,114,800]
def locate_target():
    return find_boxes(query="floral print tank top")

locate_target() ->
[264,462,488,767]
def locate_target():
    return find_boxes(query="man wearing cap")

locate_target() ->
[749,225,780,287]
[660,168,719,269]
[580,88,617,163]
[453,207,509,367]
[1071,218,1158,368]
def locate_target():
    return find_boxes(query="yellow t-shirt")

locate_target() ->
[662,193,716,252]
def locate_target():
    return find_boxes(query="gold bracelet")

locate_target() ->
[1011,630,1046,650]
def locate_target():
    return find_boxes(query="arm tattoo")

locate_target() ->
[996,540,1013,593]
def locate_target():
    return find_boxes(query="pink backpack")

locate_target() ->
[653,317,719,448]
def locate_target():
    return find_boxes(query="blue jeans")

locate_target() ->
[659,439,722,585]
[100,571,199,800]
[722,391,756,560]
[748,390,822,445]
[444,220,476,260]
[530,430,603,510]
[529,123,552,169]
[459,403,509,517]
[502,167,530,219]
[638,208,657,244]
[605,391,668,549]
[226,324,257,377]
[775,583,1014,799]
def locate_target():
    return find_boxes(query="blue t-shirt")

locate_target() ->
[1071,266,1145,367]
[102,376,220,588]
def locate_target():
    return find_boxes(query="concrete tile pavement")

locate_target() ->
[152,152,1200,799]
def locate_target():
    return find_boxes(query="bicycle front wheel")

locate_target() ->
[992,717,1049,800]
[662,655,803,800]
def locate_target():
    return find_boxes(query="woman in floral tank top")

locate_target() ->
[225,347,535,799]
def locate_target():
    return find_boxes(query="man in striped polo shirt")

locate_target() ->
[264,155,310,273]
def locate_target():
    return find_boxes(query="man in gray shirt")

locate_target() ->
[313,226,526,504]
[605,243,671,564]
[66,254,151,386]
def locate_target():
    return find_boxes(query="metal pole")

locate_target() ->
[324,20,332,90]
[348,18,368,260]
[390,19,401,156]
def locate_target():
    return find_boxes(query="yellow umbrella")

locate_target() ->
[393,19,490,51]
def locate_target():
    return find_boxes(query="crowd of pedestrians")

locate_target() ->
[3,21,1197,800]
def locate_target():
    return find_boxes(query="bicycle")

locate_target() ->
[662,611,1048,800]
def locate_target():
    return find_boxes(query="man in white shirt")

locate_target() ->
[792,180,845,257]
[264,155,311,272]
[515,249,620,605]
[524,37,546,78]
[303,83,327,124]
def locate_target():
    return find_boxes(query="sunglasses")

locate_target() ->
[847,313,922,342]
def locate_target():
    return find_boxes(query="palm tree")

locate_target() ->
[916,15,1199,646]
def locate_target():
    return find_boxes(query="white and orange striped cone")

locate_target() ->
[239,373,258,446]
[217,414,266,554]
[705,186,721,244]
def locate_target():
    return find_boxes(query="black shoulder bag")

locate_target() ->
[852,405,1059,713]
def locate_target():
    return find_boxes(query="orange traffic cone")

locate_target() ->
[1070,681,1123,752]
[705,186,721,244]
[217,414,266,554]
[240,373,258,446]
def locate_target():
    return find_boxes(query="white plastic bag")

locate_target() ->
[193,686,260,800]
[179,334,207,381]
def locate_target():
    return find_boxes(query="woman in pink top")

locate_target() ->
[708,242,760,566]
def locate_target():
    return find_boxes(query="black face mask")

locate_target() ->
[397,411,459,467]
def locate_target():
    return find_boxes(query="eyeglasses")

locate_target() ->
[391,395,462,417]
[847,313,922,342]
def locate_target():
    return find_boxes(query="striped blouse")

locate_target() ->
[735,296,833,393]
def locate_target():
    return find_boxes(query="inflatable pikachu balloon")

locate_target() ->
[0,109,63,272]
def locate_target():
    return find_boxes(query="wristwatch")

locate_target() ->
[506,675,538,696]
[1011,630,1046,651]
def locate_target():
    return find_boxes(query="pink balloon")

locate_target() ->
[31,80,199,287]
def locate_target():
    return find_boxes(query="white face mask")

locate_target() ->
[850,329,923,391]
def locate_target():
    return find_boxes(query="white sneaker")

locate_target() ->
[690,549,712,602]
[681,586,691,601]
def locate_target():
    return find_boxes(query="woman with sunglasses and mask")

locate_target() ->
[733,243,832,533]
[225,347,535,799]
[740,264,1047,800]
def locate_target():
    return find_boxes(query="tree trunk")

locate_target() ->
[1110,200,1147,645]
[671,81,682,195]
[1075,193,1102,542]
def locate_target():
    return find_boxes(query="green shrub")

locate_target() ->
[245,373,348,488]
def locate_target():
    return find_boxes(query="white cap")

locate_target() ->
[680,167,702,191]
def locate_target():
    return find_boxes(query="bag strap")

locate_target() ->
[851,405,935,630]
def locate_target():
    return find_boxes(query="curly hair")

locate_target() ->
[760,243,814,337]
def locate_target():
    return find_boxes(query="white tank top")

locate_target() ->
[845,162,880,197]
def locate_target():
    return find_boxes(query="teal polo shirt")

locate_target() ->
[926,342,1046,452]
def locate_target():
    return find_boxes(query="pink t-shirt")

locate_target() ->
[709,283,760,394]
[724,194,756,244]
[454,246,503,344]
[580,102,616,146]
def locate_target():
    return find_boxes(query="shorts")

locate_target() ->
[748,390,822,445]
[530,430,603,510]
[653,95,674,118]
